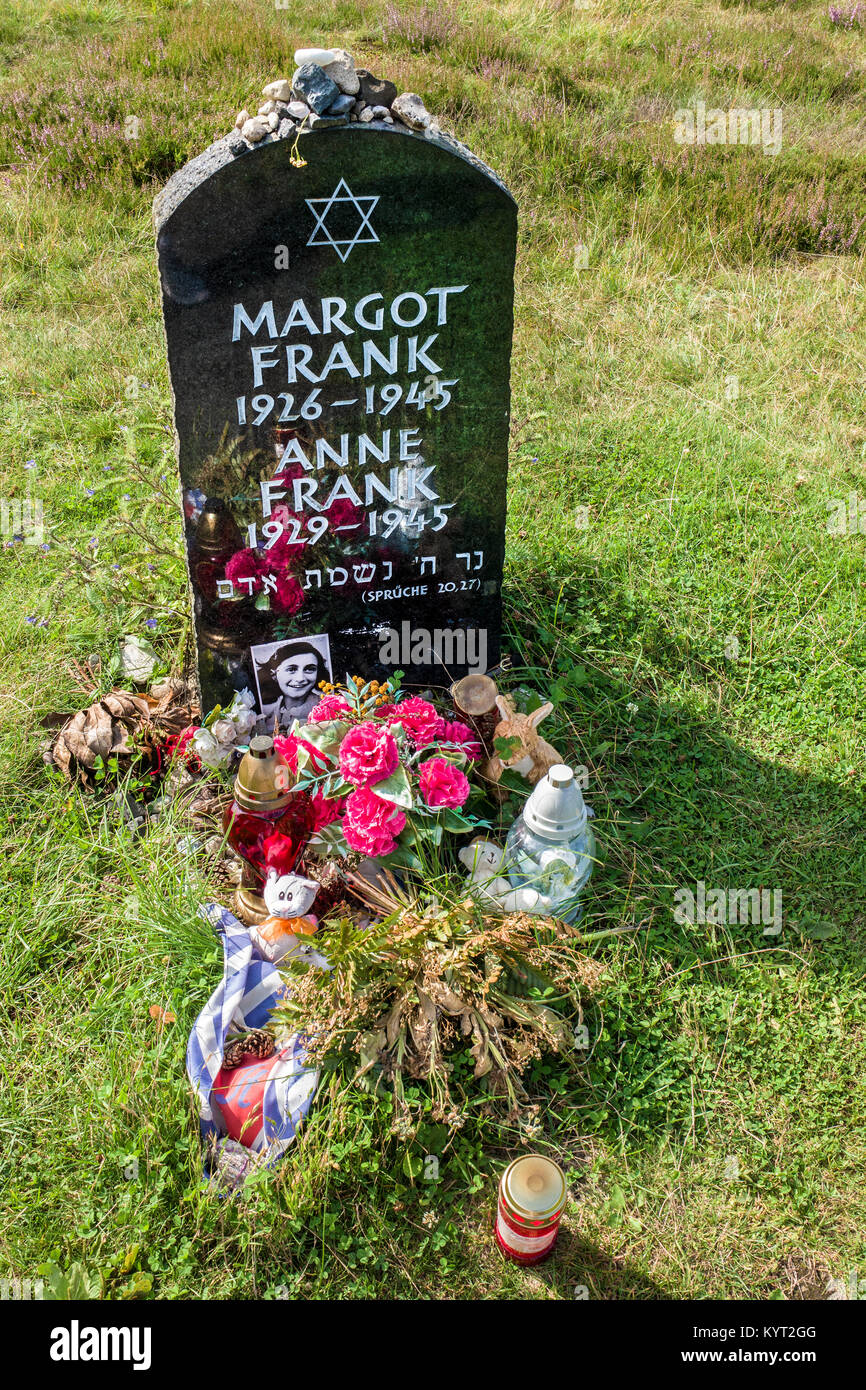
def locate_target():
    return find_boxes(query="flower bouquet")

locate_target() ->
[275,677,489,873]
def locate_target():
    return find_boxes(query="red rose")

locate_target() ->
[311,791,346,831]
[326,497,366,532]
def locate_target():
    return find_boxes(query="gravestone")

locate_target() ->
[154,119,517,721]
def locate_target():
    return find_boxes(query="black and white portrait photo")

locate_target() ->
[250,634,333,727]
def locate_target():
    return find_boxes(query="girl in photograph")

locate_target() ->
[256,639,331,726]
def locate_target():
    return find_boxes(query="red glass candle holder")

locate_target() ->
[224,736,314,924]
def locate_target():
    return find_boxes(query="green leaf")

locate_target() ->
[371,765,413,809]
[494,735,522,761]
[292,718,348,755]
[307,822,349,858]
[438,808,473,833]
[402,1151,424,1180]
[381,843,423,872]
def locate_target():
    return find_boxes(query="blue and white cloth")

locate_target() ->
[186,903,319,1162]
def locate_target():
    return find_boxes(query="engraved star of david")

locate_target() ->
[305,178,380,262]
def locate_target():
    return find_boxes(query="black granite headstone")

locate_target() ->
[154,123,517,720]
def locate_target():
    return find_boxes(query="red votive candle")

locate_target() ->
[495,1155,567,1265]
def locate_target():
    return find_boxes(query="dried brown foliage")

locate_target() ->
[272,895,602,1127]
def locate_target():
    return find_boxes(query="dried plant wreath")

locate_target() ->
[271,883,603,1129]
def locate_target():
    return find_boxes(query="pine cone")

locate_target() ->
[222,1038,248,1069]
[245,1029,275,1060]
[222,1029,275,1069]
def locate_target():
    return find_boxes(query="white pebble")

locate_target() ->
[235,109,250,129]
[263,79,293,102]
[294,47,336,67]
[242,116,269,143]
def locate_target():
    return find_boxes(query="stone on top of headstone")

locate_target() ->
[294,47,336,67]
[287,100,311,121]
[308,110,349,129]
[327,92,356,117]
[235,108,250,129]
[263,78,293,103]
[356,70,398,109]
[322,48,360,96]
[292,63,340,114]
[154,85,517,715]
[241,115,269,143]
[392,92,431,131]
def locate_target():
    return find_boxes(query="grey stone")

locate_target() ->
[356,70,398,108]
[226,130,246,156]
[276,118,294,140]
[287,100,310,121]
[327,91,355,116]
[322,48,360,96]
[258,100,276,116]
[357,107,376,123]
[291,62,339,115]
[113,788,147,831]
[369,105,391,120]
[308,110,349,129]
[352,99,366,115]
[392,92,431,131]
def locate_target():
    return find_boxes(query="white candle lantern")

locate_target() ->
[504,764,595,923]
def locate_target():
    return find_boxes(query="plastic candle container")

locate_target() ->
[504,765,595,924]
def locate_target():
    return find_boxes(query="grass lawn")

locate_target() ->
[0,0,864,1300]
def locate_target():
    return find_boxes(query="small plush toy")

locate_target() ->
[458,837,544,915]
[248,869,320,962]
[478,696,564,795]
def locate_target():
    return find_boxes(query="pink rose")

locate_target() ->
[418,757,470,809]
[225,547,266,591]
[307,694,352,723]
[436,719,482,760]
[270,571,305,615]
[385,696,441,747]
[343,788,406,856]
[339,722,400,787]
[326,497,365,532]
[266,508,306,564]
